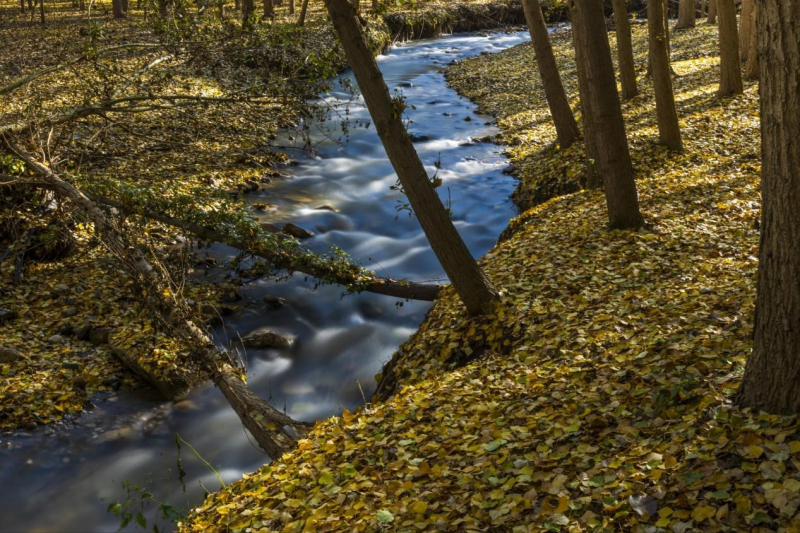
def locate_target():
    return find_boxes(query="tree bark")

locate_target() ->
[572,0,643,229]
[648,0,683,149]
[676,0,696,28]
[20,0,25,13]
[8,144,311,456]
[736,0,800,415]
[612,0,639,99]
[716,0,743,95]
[39,0,45,24]
[707,0,716,23]
[700,0,706,17]
[743,1,758,80]
[297,0,309,25]
[113,0,126,18]
[739,0,754,63]
[288,0,294,13]
[521,0,580,148]
[323,0,499,315]
[263,0,273,17]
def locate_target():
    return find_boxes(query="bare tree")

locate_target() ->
[572,0,643,229]
[323,0,499,315]
[522,0,580,147]
[736,1,800,415]
[648,0,682,149]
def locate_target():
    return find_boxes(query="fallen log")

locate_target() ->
[94,196,443,302]
[6,143,311,458]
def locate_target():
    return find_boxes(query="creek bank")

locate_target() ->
[181,23,792,533]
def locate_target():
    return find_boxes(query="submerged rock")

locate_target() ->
[282,223,315,239]
[240,328,292,350]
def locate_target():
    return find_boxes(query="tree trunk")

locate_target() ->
[242,0,254,27]
[743,1,758,80]
[572,0,643,229]
[736,0,800,415]
[158,0,167,16]
[113,0,125,18]
[20,0,25,13]
[739,0,754,63]
[323,0,499,315]
[288,0,294,13]
[612,0,639,99]
[716,0,743,95]
[39,0,45,24]
[263,0,273,17]
[297,0,309,25]
[707,0,716,23]
[676,0,696,28]
[700,0,706,18]
[648,0,683,149]
[522,0,580,148]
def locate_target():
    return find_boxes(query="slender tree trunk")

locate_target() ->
[323,0,499,315]
[288,0,294,13]
[676,0,696,28]
[736,0,800,415]
[263,0,273,17]
[716,0,743,95]
[612,0,639,99]
[39,0,44,24]
[297,0,309,25]
[522,0,580,148]
[20,0,25,13]
[739,0,754,63]
[158,0,167,16]
[707,0,716,23]
[743,1,758,80]
[648,0,683,149]
[700,0,706,17]
[572,0,643,229]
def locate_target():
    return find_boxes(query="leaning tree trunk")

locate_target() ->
[323,0,499,315]
[297,0,309,25]
[736,0,800,415]
[522,0,580,148]
[743,1,758,81]
[716,0,743,95]
[572,0,643,230]
[648,0,683,149]
[676,0,696,28]
[707,0,716,23]
[612,0,639,99]
[8,143,311,457]
[739,0,754,63]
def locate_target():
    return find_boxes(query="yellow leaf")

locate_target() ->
[410,501,428,515]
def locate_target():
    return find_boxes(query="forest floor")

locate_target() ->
[0,0,529,432]
[183,23,800,533]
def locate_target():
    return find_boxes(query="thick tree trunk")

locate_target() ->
[737,0,800,415]
[648,0,683,149]
[572,0,643,229]
[743,1,758,80]
[297,0,309,25]
[716,0,743,95]
[323,0,499,315]
[612,0,639,99]
[707,0,716,23]
[113,0,126,18]
[676,0,696,28]
[739,0,754,63]
[522,0,580,148]
[263,0,273,17]
[9,144,311,456]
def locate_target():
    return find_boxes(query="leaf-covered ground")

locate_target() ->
[182,22,800,533]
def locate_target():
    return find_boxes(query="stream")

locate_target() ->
[0,30,530,532]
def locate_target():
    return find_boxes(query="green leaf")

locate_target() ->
[376,509,394,524]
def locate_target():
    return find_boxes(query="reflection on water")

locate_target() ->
[0,30,529,532]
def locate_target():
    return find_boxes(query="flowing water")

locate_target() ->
[0,30,530,532]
